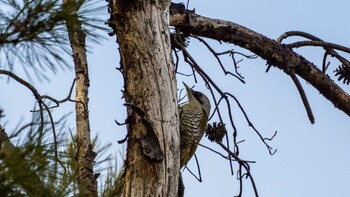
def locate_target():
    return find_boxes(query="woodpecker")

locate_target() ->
[179,82,211,168]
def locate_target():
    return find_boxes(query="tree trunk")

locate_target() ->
[64,1,97,196]
[109,1,180,196]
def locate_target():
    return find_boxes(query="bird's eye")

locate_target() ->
[194,91,202,97]
[193,93,204,104]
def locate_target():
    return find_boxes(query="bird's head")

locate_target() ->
[183,82,211,117]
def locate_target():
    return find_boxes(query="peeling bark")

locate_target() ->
[109,0,179,197]
[170,5,350,117]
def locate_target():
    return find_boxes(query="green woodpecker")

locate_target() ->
[179,82,211,168]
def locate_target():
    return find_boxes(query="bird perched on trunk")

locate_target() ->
[179,82,211,168]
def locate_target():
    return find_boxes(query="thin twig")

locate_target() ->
[277,31,350,76]
[199,143,256,163]
[34,78,77,111]
[41,102,66,175]
[277,31,322,43]
[199,143,230,159]
[173,34,267,197]
[217,142,259,197]
[287,40,350,54]
[225,92,277,155]
[0,69,45,135]
[289,72,315,124]
[184,153,202,182]
[206,85,234,175]
[0,69,66,173]
[322,52,330,73]
[191,35,246,83]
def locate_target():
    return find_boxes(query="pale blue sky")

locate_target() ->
[2,1,350,197]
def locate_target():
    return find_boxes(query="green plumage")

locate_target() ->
[179,83,210,168]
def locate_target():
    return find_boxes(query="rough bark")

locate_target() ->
[109,0,179,196]
[64,1,97,196]
[170,5,350,117]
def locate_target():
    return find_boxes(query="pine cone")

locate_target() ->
[334,64,350,85]
[205,122,227,143]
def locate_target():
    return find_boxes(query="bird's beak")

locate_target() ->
[182,82,192,93]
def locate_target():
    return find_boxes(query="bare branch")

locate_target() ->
[170,8,350,117]
[199,143,256,163]
[172,25,275,197]
[225,92,277,155]
[184,153,202,182]
[0,69,68,175]
[29,78,79,111]
[287,40,350,54]
[277,31,350,84]
[276,31,323,43]
[289,72,315,124]
[322,52,331,73]
[217,142,259,197]
[41,101,66,175]
[190,35,246,83]
[0,69,41,100]
[0,69,45,132]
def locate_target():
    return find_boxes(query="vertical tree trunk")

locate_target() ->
[64,1,97,196]
[109,1,180,196]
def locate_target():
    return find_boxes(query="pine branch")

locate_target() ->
[0,126,52,196]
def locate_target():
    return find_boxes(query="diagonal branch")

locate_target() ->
[170,5,350,117]
[277,31,350,78]
[173,34,272,196]
[0,69,67,174]
[190,35,247,83]
[289,72,315,124]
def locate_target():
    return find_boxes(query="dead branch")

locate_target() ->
[199,144,256,163]
[322,51,331,73]
[184,153,202,182]
[0,69,69,173]
[172,29,273,197]
[190,35,248,83]
[224,92,277,155]
[287,40,350,53]
[172,36,235,175]
[0,69,45,128]
[40,79,78,109]
[217,142,258,197]
[169,4,350,117]
[277,31,350,85]
[278,31,350,72]
[289,72,315,124]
